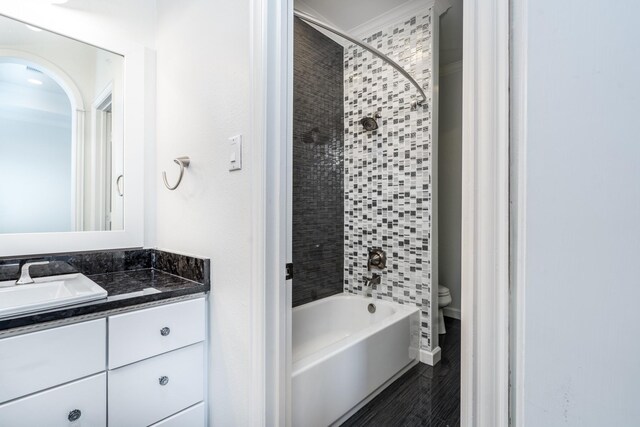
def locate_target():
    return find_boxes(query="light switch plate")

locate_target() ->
[229,135,242,171]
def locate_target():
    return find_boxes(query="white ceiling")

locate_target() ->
[296,0,416,31]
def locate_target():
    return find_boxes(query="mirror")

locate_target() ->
[0,14,124,234]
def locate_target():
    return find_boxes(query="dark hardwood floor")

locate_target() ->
[341,317,461,427]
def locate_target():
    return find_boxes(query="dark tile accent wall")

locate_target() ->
[292,18,345,307]
[0,249,209,286]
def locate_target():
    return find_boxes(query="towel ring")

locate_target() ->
[162,156,190,190]
[116,174,124,196]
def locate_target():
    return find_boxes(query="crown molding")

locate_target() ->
[349,0,436,39]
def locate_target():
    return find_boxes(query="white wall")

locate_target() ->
[437,64,461,317]
[155,0,254,424]
[515,1,640,425]
[436,0,462,318]
[438,0,462,65]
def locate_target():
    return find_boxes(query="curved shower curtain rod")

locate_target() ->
[293,9,427,109]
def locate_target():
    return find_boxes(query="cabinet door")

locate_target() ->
[150,403,205,427]
[0,373,106,427]
[108,343,204,426]
[108,298,205,368]
[0,319,106,402]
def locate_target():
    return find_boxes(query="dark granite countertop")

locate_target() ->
[0,249,210,332]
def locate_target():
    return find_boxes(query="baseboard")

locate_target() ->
[331,358,419,426]
[443,307,461,320]
[420,346,442,366]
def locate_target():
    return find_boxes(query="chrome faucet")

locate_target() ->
[16,261,50,285]
[364,273,381,288]
[363,273,381,298]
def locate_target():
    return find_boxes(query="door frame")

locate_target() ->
[459,0,510,425]
[251,0,511,425]
[249,0,292,425]
[91,83,114,231]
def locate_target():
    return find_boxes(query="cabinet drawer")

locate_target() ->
[151,402,205,427]
[108,298,205,368]
[0,319,106,402]
[0,373,106,427]
[108,342,204,427]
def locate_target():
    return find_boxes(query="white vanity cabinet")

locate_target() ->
[109,342,205,426]
[0,319,106,403]
[0,297,206,426]
[108,298,206,368]
[107,298,206,426]
[0,374,107,427]
[0,320,107,427]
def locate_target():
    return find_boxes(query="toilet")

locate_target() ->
[438,285,452,334]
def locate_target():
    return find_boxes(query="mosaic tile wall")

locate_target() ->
[292,18,345,307]
[343,10,434,351]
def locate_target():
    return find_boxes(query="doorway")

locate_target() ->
[256,0,511,424]
[92,85,123,231]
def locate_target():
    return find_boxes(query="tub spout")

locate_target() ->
[364,273,381,288]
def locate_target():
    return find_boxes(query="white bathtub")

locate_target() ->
[292,293,420,426]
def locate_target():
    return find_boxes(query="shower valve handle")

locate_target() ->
[367,248,387,271]
[370,253,383,266]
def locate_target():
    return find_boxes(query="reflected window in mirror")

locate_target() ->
[0,14,124,233]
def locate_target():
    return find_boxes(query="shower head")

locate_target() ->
[303,127,321,144]
[360,113,381,132]
[303,127,333,145]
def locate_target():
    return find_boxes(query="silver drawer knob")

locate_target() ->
[68,409,81,422]
[159,376,169,386]
[160,327,171,336]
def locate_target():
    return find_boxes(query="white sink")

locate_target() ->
[0,273,107,319]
